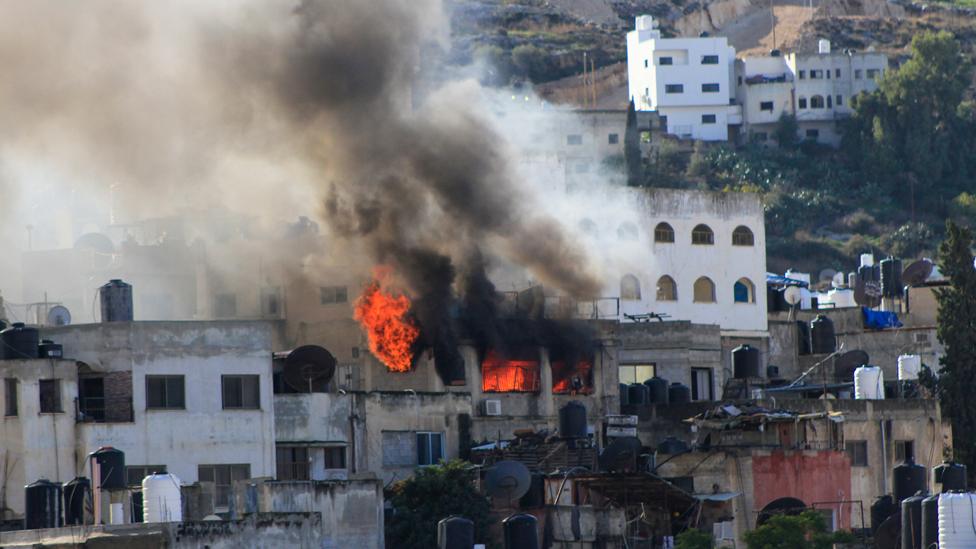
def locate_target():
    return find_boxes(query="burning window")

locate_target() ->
[482,350,540,393]
[551,358,594,394]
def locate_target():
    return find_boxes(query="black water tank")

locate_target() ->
[520,474,545,509]
[503,513,539,549]
[920,493,939,549]
[935,462,967,492]
[438,516,475,549]
[657,436,689,454]
[732,344,761,378]
[810,315,836,354]
[901,492,926,549]
[1,323,39,360]
[91,446,126,490]
[870,495,896,534]
[25,479,62,529]
[893,457,927,503]
[38,340,63,359]
[668,382,691,404]
[559,402,587,439]
[99,279,133,322]
[796,321,811,356]
[858,263,880,283]
[880,257,904,298]
[63,477,89,526]
[643,377,669,405]
[628,383,649,405]
[619,383,630,406]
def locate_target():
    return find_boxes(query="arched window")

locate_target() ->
[692,224,714,245]
[617,222,639,241]
[654,222,675,243]
[734,277,755,303]
[693,277,716,303]
[579,218,597,237]
[810,95,825,109]
[656,275,677,301]
[621,275,641,300]
[732,226,755,246]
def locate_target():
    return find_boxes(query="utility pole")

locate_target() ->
[771,0,777,51]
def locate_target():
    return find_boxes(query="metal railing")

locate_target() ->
[75,396,134,423]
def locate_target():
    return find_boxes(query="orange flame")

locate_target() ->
[354,273,420,372]
[481,350,540,392]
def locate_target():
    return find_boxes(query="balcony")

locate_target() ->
[76,396,134,423]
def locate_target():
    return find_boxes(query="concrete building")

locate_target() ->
[627,15,740,141]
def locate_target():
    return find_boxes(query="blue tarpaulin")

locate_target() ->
[766,273,809,288]
[862,307,903,329]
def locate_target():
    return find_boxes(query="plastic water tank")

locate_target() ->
[91,446,126,490]
[438,516,474,549]
[810,315,836,354]
[921,493,939,549]
[939,492,976,548]
[898,355,922,381]
[870,495,896,534]
[732,345,761,378]
[142,473,183,523]
[558,402,587,439]
[38,340,63,359]
[627,383,649,405]
[99,279,133,322]
[881,257,904,297]
[894,457,927,502]
[24,479,62,529]
[861,253,875,267]
[902,492,926,549]
[643,377,669,405]
[63,477,90,526]
[935,462,968,492]
[668,382,691,404]
[503,513,539,549]
[1,323,40,360]
[796,321,811,355]
[854,366,884,400]
[619,383,630,406]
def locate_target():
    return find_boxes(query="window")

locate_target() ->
[659,116,668,129]
[320,286,348,304]
[552,357,594,394]
[608,133,619,144]
[567,134,583,145]
[619,364,656,385]
[827,95,832,108]
[734,278,756,304]
[895,440,915,462]
[691,368,714,401]
[806,129,820,139]
[222,375,260,409]
[866,69,879,79]
[855,69,863,79]
[324,446,347,470]
[654,222,675,243]
[732,225,754,246]
[198,464,250,508]
[693,277,716,303]
[417,432,444,466]
[482,350,540,393]
[276,445,310,480]
[835,68,841,78]
[701,54,719,65]
[658,56,673,66]
[261,287,281,317]
[810,69,823,79]
[738,76,743,86]
[656,275,678,301]
[664,84,683,94]
[621,275,641,301]
[617,222,638,241]
[826,69,831,79]
[836,95,843,106]
[810,95,825,109]
[214,293,237,318]
[4,379,16,417]
[759,101,774,112]
[146,376,185,409]
[798,70,806,79]
[127,465,167,486]
[701,83,720,93]
[39,379,61,413]
[847,440,868,466]
[798,97,807,109]
[644,59,648,68]
[691,224,714,245]
[701,114,717,124]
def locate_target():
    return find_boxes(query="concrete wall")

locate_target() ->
[617,321,724,399]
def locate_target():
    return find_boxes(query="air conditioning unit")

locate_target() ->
[483,399,502,417]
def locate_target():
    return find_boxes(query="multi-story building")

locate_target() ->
[627,15,740,141]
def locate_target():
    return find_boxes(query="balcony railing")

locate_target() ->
[75,396,134,423]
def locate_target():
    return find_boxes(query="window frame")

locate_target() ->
[847,440,868,467]
[895,440,915,463]
[759,101,774,112]
[658,56,673,66]
[691,368,714,401]
[798,97,807,109]
[734,278,756,304]
[145,375,186,410]
[417,432,444,467]
[806,129,820,139]
[620,274,642,301]
[654,222,675,243]
[4,378,17,417]
[276,445,311,481]
[691,224,714,245]
[323,446,347,470]
[618,364,656,385]
[566,134,583,146]
[656,275,678,302]
[701,83,720,93]
[608,133,619,145]
[693,277,717,303]
[701,54,719,65]
[39,379,62,414]
[319,286,348,305]
[664,84,684,94]
[732,226,755,246]
[198,464,250,509]
[221,375,261,410]
[810,69,823,79]
[810,95,825,109]
[701,114,717,124]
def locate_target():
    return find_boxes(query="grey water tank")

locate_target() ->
[99,279,133,322]
[1,323,39,360]
[732,344,761,378]
[25,479,62,530]
[920,493,938,549]
[438,516,474,549]
[559,402,587,439]
[643,377,669,405]
[901,492,926,549]
[810,315,836,354]
[503,513,539,549]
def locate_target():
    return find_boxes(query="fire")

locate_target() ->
[482,350,540,392]
[552,360,593,394]
[354,273,420,373]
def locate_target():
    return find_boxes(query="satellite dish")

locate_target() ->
[783,286,802,306]
[485,461,531,500]
[833,350,869,380]
[599,436,642,473]
[902,259,934,286]
[282,345,337,393]
[46,306,72,327]
[853,280,881,308]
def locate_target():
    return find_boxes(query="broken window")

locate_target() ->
[482,349,540,393]
[126,465,167,486]
[847,440,868,466]
[619,364,656,385]
[320,286,348,305]
[198,464,250,508]
[620,274,641,301]
[551,357,593,394]
[222,375,260,409]
[417,432,444,466]
[693,277,716,303]
[39,379,62,413]
[276,445,310,481]
[656,275,678,301]
[4,378,17,417]
[691,224,714,245]
[146,375,185,409]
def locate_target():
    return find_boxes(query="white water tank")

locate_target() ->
[860,254,875,268]
[818,39,831,54]
[826,289,856,308]
[939,492,976,548]
[854,366,884,399]
[142,473,182,523]
[636,15,657,30]
[898,355,922,381]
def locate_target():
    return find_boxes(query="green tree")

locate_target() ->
[386,460,491,549]
[772,113,798,150]
[935,221,976,470]
[676,528,714,549]
[744,511,855,549]
[625,100,643,186]
[511,44,549,82]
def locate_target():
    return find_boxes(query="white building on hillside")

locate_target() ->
[627,15,740,141]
